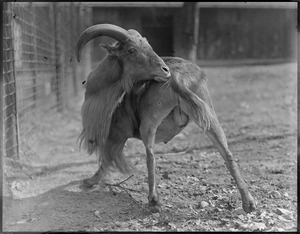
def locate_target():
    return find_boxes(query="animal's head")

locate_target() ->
[76,24,171,85]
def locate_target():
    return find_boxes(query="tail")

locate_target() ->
[169,72,215,132]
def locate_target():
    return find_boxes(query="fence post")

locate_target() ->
[3,2,20,159]
[29,2,37,108]
[83,5,92,77]
[181,2,199,61]
[1,2,4,162]
[70,2,78,97]
[53,2,63,112]
[78,3,85,82]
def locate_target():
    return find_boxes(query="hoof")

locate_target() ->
[82,178,97,188]
[243,200,256,213]
[242,193,256,213]
[149,204,162,213]
[148,200,161,213]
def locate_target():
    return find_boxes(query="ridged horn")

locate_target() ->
[76,24,132,62]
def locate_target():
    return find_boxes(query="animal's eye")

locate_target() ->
[128,47,136,55]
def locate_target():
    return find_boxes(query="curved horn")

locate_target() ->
[128,29,142,38]
[76,24,132,62]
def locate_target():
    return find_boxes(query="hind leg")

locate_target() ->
[203,114,255,212]
[82,138,127,188]
[82,160,108,188]
[191,82,255,212]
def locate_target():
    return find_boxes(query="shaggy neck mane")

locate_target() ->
[79,55,130,156]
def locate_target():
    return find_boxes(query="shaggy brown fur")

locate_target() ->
[78,55,126,158]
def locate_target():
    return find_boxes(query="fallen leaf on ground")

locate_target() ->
[195,219,201,226]
[275,208,291,216]
[282,192,290,198]
[199,201,209,208]
[168,222,177,230]
[94,210,101,218]
[269,190,281,198]
[248,222,266,231]
[16,219,27,224]
[162,171,170,180]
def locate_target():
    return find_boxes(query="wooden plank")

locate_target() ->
[181,2,199,61]
[80,2,296,9]
[198,2,297,9]
[13,2,297,9]
[83,2,183,8]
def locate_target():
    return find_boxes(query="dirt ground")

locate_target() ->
[3,62,297,232]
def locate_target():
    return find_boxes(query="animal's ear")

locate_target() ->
[99,44,119,56]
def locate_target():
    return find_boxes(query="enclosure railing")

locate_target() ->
[2,2,92,160]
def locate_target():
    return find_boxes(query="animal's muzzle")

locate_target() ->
[154,65,171,82]
[161,66,171,78]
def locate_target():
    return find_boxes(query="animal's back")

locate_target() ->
[162,57,206,78]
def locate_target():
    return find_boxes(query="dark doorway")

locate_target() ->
[141,13,174,57]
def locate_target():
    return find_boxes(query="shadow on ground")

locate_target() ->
[3,179,151,232]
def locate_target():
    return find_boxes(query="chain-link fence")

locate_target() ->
[2,2,92,160]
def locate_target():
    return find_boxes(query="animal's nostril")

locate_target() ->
[162,66,169,73]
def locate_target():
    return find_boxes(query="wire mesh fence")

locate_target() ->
[2,2,92,160]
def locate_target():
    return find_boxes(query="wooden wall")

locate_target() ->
[197,8,297,60]
[92,7,297,64]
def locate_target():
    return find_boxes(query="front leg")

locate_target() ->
[138,82,177,212]
[139,110,174,213]
[140,126,161,213]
